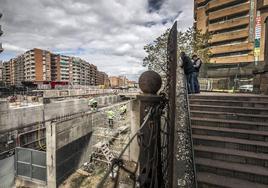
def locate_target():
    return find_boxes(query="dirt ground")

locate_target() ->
[59,161,136,188]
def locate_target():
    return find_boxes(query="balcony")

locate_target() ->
[209,16,249,32]
[209,2,250,21]
[258,0,268,10]
[210,42,253,54]
[208,0,247,10]
[210,54,254,64]
[210,29,249,43]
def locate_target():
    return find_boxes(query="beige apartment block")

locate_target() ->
[194,0,268,64]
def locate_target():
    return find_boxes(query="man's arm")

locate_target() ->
[193,59,201,68]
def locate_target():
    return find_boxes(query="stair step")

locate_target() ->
[190,104,268,115]
[194,145,268,167]
[196,157,268,184]
[192,125,268,141]
[191,110,268,122]
[197,172,268,188]
[193,134,268,153]
[190,99,268,108]
[191,117,268,131]
[189,94,268,102]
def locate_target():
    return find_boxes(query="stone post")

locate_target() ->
[130,71,163,187]
[46,121,56,188]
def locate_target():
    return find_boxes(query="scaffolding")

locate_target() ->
[91,125,131,166]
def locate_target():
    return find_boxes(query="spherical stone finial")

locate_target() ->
[139,70,162,94]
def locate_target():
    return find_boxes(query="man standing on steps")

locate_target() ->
[180,52,196,94]
[192,54,202,93]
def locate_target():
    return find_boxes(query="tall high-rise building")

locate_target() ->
[194,0,267,64]
[24,48,51,83]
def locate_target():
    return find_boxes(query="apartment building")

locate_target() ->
[72,57,81,85]
[89,64,97,85]
[96,71,109,86]
[109,76,120,88]
[3,48,106,87]
[10,56,24,86]
[2,61,11,86]
[23,48,51,84]
[51,54,71,82]
[71,58,97,86]
[194,0,267,64]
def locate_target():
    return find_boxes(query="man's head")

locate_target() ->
[180,51,186,58]
[192,54,198,60]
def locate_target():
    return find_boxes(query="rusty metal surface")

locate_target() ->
[165,21,178,187]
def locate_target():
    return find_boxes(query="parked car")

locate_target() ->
[239,85,253,92]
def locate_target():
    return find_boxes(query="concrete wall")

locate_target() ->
[46,101,130,188]
[0,155,14,188]
[43,89,114,98]
[0,95,121,133]
[55,115,93,186]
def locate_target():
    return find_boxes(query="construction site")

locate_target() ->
[0,88,139,188]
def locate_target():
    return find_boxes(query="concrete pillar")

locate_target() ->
[129,94,163,188]
[46,121,56,188]
[129,99,140,162]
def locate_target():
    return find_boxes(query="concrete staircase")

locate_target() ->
[189,94,268,188]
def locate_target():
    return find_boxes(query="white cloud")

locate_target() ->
[0,0,193,80]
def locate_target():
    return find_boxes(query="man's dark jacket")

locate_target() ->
[181,55,195,75]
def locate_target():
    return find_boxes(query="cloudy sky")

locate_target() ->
[0,0,193,80]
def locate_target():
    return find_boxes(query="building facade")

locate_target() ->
[2,48,104,87]
[194,0,267,64]
[23,49,52,84]
[51,54,71,82]
[2,61,11,86]
[96,71,109,86]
